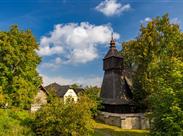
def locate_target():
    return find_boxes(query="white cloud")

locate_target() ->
[170,18,181,25]
[140,17,152,24]
[41,74,102,87]
[55,57,62,64]
[41,74,73,86]
[96,0,131,16]
[140,17,181,26]
[40,62,58,69]
[37,43,63,56]
[38,22,120,65]
[144,17,152,22]
[39,57,62,69]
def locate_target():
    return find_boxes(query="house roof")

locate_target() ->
[39,85,49,95]
[73,88,85,94]
[45,83,84,97]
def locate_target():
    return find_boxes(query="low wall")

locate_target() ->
[96,112,149,129]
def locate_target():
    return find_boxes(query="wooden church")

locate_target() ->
[100,36,135,113]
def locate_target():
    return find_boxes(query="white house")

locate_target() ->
[31,83,84,112]
[45,83,84,103]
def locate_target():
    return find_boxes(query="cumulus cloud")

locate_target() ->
[38,42,63,56]
[41,74,102,87]
[140,17,152,24]
[96,0,131,16]
[40,57,62,69]
[38,22,120,65]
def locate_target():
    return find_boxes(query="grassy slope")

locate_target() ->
[93,121,149,136]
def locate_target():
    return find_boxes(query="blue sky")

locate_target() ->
[0,0,183,86]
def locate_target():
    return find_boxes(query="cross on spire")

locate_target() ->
[110,33,115,48]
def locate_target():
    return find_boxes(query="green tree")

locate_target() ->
[83,86,102,117]
[33,96,95,136]
[122,14,183,135]
[0,25,42,109]
[70,83,81,89]
[0,108,35,136]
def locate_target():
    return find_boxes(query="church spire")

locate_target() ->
[110,33,115,48]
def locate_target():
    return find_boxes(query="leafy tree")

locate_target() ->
[70,83,81,89]
[0,108,35,136]
[0,25,42,109]
[0,86,6,108]
[122,14,183,135]
[83,86,102,117]
[33,95,95,136]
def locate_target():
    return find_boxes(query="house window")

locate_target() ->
[65,96,75,103]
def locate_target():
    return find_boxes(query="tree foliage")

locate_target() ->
[0,25,42,109]
[70,83,81,89]
[33,95,95,136]
[122,14,183,135]
[0,108,34,136]
[83,86,102,116]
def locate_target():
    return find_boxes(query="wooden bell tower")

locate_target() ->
[100,35,135,113]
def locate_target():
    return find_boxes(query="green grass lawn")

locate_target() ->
[93,121,149,136]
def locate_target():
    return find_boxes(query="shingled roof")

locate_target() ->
[39,85,49,95]
[45,83,84,97]
[104,35,123,59]
[104,47,123,59]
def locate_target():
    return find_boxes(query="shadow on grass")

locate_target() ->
[93,128,149,136]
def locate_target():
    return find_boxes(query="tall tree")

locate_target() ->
[122,14,183,135]
[0,25,42,109]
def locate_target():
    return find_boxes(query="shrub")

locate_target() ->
[33,96,95,136]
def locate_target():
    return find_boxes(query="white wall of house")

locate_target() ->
[31,89,47,112]
[64,89,78,103]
